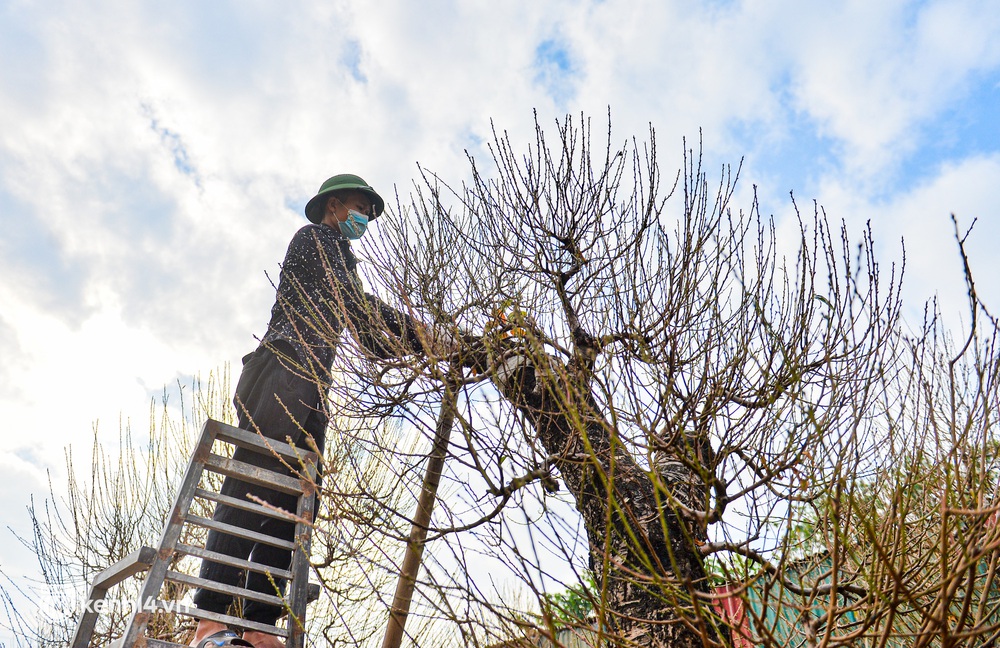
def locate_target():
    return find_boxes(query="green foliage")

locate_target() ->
[542,572,598,626]
[703,553,763,587]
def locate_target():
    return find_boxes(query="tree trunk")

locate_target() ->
[493,350,728,647]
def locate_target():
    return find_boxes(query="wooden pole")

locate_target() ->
[381,378,458,648]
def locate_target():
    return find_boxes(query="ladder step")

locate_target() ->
[175,543,293,580]
[144,600,289,637]
[186,515,296,550]
[143,639,189,648]
[91,546,158,589]
[194,487,301,523]
[165,570,286,609]
[109,639,189,648]
[209,419,320,465]
[203,453,307,495]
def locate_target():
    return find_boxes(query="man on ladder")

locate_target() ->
[191,174,464,648]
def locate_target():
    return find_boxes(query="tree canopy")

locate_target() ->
[6,115,1000,648]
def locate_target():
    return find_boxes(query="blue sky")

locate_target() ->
[1,0,999,641]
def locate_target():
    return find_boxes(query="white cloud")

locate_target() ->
[779,0,1000,180]
[817,153,1000,329]
[0,451,49,648]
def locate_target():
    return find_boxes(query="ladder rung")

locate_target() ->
[185,515,296,550]
[194,487,300,523]
[203,453,307,495]
[143,639,188,648]
[209,419,320,465]
[175,543,293,580]
[144,600,289,638]
[165,570,286,609]
[92,546,158,589]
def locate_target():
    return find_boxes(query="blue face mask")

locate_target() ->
[339,209,369,240]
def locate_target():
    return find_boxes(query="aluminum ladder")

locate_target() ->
[69,418,320,648]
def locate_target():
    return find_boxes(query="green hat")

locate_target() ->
[304,173,385,223]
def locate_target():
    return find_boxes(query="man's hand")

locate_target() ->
[425,326,459,358]
[455,330,489,372]
[425,325,487,372]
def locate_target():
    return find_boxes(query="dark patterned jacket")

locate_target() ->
[259,223,425,378]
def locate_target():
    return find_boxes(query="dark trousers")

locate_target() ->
[193,342,327,625]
